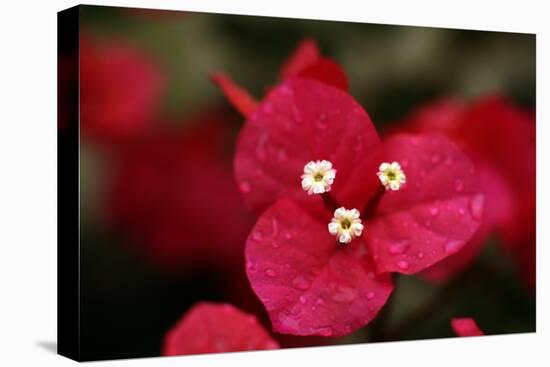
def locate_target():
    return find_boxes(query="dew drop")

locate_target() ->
[256,135,268,161]
[252,231,263,241]
[431,154,441,164]
[265,268,277,277]
[444,156,454,166]
[389,240,409,255]
[331,285,358,303]
[315,297,325,306]
[445,240,463,255]
[458,208,466,215]
[292,275,311,290]
[469,194,484,220]
[454,179,464,192]
[429,207,439,216]
[276,149,288,162]
[418,252,424,259]
[239,181,251,193]
[246,261,258,273]
[283,231,293,240]
[367,292,375,300]
[299,296,307,304]
[397,260,410,270]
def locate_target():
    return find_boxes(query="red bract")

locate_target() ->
[397,96,535,285]
[106,110,254,271]
[451,317,484,337]
[214,71,482,336]
[80,35,165,143]
[163,303,279,356]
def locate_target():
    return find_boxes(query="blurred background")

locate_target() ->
[65,5,535,361]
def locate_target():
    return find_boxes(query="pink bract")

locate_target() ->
[163,303,279,356]
[245,199,394,336]
[451,317,484,337]
[234,77,381,216]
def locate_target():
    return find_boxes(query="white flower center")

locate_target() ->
[377,161,406,191]
[328,207,364,244]
[301,160,336,195]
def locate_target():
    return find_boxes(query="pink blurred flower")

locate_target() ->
[79,34,165,143]
[451,317,484,337]
[105,109,254,272]
[163,302,279,356]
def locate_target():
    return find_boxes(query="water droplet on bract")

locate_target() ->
[271,217,279,237]
[256,135,268,161]
[429,207,439,216]
[469,194,484,220]
[299,296,307,304]
[277,149,288,162]
[418,252,424,259]
[264,102,273,113]
[367,292,375,300]
[431,154,441,164]
[272,242,280,248]
[318,327,333,337]
[331,285,358,303]
[265,268,277,277]
[252,231,263,241]
[458,208,465,215]
[454,179,464,192]
[292,275,311,290]
[445,240,463,255]
[239,181,251,193]
[401,159,409,168]
[284,263,291,269]
[283,231,293,240]
[444,156,453,166]
[389,240,409,255]
[246,261,258,273]
[397,260,410,270]
[315,297,325,306]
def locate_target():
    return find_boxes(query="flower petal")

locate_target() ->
[163,303,279,356]
[280,38,321,78]
[210,72,258,117]
[367,133,483,274]
[235,77,382,216]
[245,199,394,336]
[298,58,349,91]
[451,317,484,337]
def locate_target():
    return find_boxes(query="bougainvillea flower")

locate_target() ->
[213,69,483,336]
[396,96,535,285]
[163,303,279,356]
[451,317,484,337]
[106,109,254,271]
[80,35,165,143]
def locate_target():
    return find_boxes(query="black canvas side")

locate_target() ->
[57,4,81,362]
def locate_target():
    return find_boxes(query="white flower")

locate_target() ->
[328,207,364,244]
[301,160,336,195]
[377,161,407,191]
